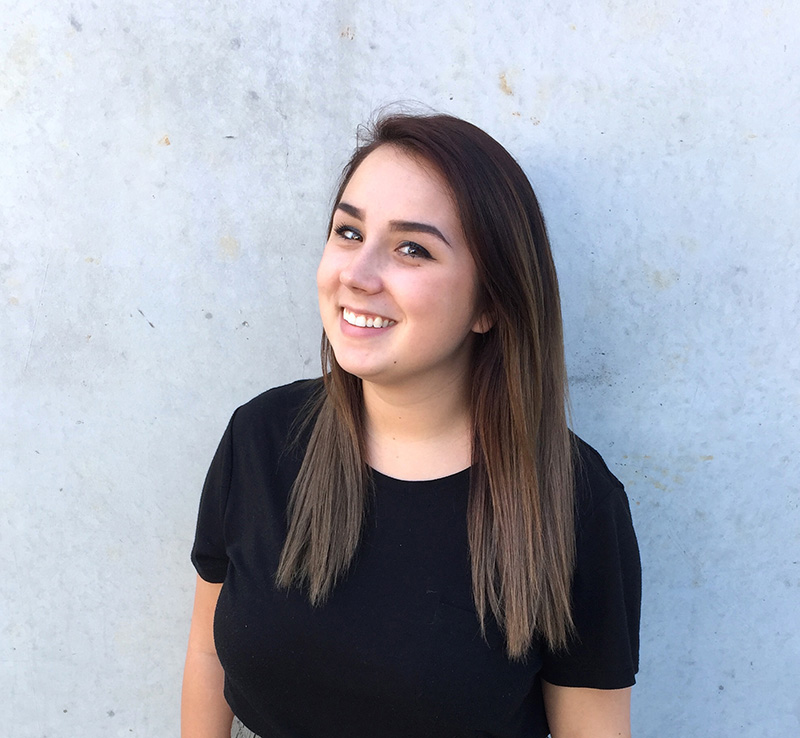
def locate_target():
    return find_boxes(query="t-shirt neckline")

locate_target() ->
[369,465,471,493]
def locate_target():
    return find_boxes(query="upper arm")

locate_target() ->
[542,680,631,738]
[187,575,224,656]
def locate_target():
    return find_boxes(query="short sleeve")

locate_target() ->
[190,412,236,583]
[540,483,642,689]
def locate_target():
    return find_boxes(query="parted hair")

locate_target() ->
[276,112,576,659]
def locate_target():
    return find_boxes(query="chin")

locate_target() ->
[327,345,371,379]
[333,360,380,382]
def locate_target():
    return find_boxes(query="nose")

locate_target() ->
[339,243,384,294]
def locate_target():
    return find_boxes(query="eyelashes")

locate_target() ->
[334,224,362,241]
[397,242,433,260]
[332,223,434,260]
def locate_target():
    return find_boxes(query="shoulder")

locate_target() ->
[226,377,324,453]
[237,376,323,417]
[232,377,323,429]
[570,434,631,529]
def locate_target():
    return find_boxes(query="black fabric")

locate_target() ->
[191,378,641,738]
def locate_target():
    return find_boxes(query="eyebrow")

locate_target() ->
[336,201,452,248]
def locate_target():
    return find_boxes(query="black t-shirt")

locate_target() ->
[192,379,641,738]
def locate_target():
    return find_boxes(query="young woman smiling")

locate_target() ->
[182,113,641,738]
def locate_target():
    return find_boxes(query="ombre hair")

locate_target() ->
[277,112,576,659]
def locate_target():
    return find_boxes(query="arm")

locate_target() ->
[542,680,632,738]
[181,575,234,738]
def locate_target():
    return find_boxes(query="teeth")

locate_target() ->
[343,308,396,329]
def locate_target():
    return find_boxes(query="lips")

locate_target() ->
[342,307,396,329]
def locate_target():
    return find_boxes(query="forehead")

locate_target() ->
[341,145,459,221]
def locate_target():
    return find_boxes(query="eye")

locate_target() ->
[334,224,362,241]
[397,241,433,260]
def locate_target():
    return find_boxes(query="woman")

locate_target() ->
[182,113,641,738]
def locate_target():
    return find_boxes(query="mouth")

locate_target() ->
[342,307,396,329]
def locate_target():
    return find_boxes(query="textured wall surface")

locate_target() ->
[2,1,799,736]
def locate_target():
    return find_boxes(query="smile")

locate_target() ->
[342,308,396,329]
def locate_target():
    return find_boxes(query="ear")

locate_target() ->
[471,310,495,334]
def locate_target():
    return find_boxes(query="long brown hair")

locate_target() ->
[276,112,576,659]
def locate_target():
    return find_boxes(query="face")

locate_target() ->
[316,145,490,393]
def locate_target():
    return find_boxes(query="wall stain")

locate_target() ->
[499,73,513,96]
[620,452,720,495]
[69,15,82,32]
[219,235,240,261]
[340,26,355,40]
[5,26,40,106]
[649,268,679,290]
[24,251,51,373]
[137,308,155,328]
[7,28,38,70]
[158,135,171,146]
[570,368,613,387]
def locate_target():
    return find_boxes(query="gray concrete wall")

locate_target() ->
[2,1,798,735]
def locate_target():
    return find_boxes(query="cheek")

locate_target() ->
[316,246,338,293]
[435,270,482,322]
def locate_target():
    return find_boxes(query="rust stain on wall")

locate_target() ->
[219,235,240,261]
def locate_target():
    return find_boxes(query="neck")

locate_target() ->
[361,369,473,480]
